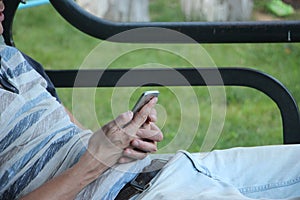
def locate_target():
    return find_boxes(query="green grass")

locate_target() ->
[12,3,300,153]
[253,0,300,20]
[149,0,184,21]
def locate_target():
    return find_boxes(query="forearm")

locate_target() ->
[20,152,108,200]
[64,106,86,130]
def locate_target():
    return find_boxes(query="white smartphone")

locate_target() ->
[132,90,159,114]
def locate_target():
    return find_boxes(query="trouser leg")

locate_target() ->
[199,144,300,199]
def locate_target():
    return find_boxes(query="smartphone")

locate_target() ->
[132,90,159,114]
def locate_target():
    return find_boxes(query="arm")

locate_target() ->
[64,106,86,130]
[64,103,163,163]
[20,98,161,200]
[20,152,108,200]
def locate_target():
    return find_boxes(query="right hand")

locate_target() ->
[86,97,158,168]
[120,107,163,163]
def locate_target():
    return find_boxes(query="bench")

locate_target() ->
[17,0,49,10]
[3,0,300,145]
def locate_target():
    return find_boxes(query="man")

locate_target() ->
[0,0,163,199]
[1,1,300,199]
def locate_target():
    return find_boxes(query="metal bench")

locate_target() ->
[3,0,300,144]
[18,0,49,10]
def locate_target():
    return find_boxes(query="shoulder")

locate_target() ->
[0,45,33,78]
[0,45,22,61]
[0,44,61,102]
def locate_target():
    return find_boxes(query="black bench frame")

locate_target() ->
[3,0,300,144]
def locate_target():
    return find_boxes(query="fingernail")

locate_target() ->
[119,158,126,163]
[125,148,132,154]
[152,97,158,103]
[127,111,133,118]
[132,140,139,147]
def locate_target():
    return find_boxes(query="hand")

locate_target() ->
[86,97,158,168]
[119,98,163,163]
[19,98,161,200]
[119,122,163,163]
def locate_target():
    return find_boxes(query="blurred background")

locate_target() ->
[12,0,300,153]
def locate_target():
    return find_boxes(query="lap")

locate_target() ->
[139,145,300,199]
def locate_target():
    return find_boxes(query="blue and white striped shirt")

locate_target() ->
[0,45,150,199]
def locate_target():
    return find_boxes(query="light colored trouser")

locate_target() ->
[135,144,300,200]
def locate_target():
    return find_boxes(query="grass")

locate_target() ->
[12,3,300,153]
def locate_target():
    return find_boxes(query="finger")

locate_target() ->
[101,111,134,139]
[118,156,135,164]
[149,123,163,141]
[136,124,163,142]
[141,108,157,129]
[141,122,151,129]
[113,111,134,128]
[122,147,149,160]
[148,108,157,123]
[131,138,157,153]
[128,97,158,130]
[143,108,157,125]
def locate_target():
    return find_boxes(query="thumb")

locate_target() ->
[114,111,134,128]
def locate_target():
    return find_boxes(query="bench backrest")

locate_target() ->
[3,0,300,144]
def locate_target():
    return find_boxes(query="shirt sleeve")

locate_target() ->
[21,52,61,103]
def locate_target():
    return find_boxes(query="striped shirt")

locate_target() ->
[0,45,150,199]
